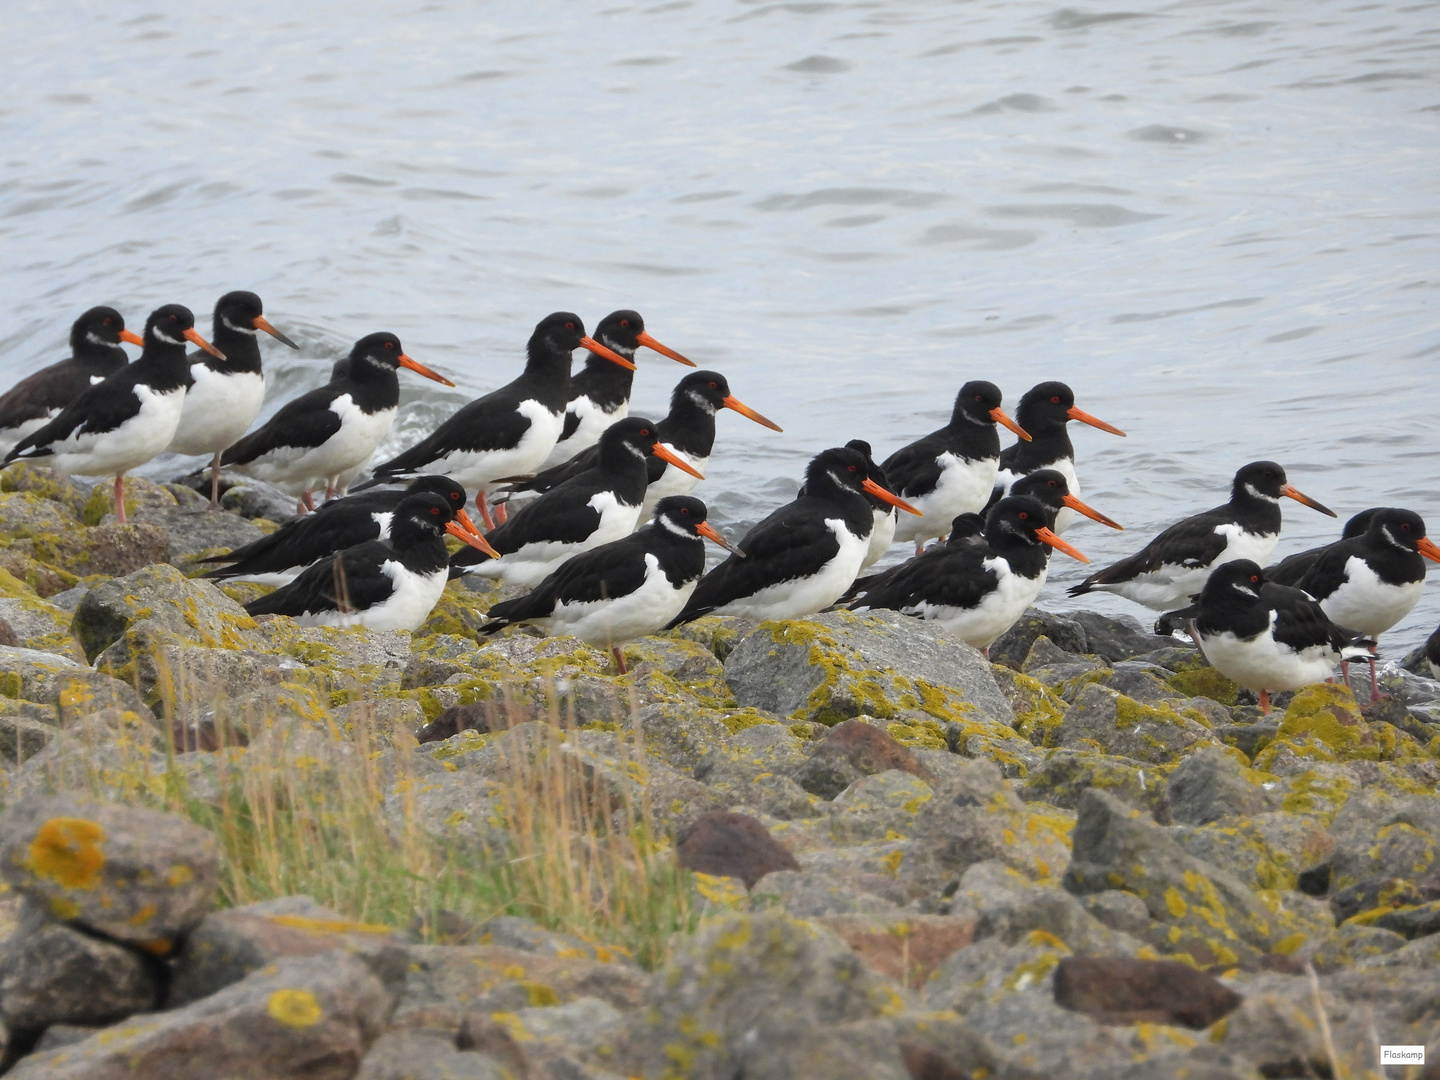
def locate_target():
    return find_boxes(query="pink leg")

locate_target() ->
[494,500,509,525]
[612,647,628,675]
[1259,689,1270,716]
[209,453,222,510]
[1369,657,1383,701]
[114,474,127,525]
[300,490,317,514]
[476,491,496,532]
[1340,662,1353,690]
[324,481,337,502]
[915,542,925,557]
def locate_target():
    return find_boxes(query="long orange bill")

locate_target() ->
[253,315,299,349]
[580,335,636,371]
[989,406,1031,442]
[1279,484,1337,518]
[1066,405,1126,437]
[119,329,144,346]
[447,518,500,559]
[1062,493,1124,531]
[635,331,696,367]
[1036,526,1090,563]
[651,442,705,479]
[398,353,455,387]
[183,326,226,360]
[696,520,746,557]
[721,394,783,432]
[862,477,922,516]
[1418,536,1440,563]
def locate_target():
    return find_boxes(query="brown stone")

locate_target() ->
[0,620,17,648]
[456,1013,531,1077]
[11,524,170,579]
[675,811,799,889]
[812,719,932,781]
[821,915,975,989]
[417,701,493,743]
[1052,955,1243,1029]
[899,1040,968,1080]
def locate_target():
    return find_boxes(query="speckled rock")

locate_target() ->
[1051,683,1219,765]
[0,582,77,656]
[71,563,258,663]
[676,812,799,889]
[989,608,1089,670]
[355,1030,506,1080]
[134,505,267,562]
[0,490,81,538]
[0,462,89,517]
[6,952,391,1080]
[724,610,1013,730]
[828,769,935,842]
[629,701,736,773]
[1166,746,1280,825]
[0,794,218,949]
[1324,787,1440,892]
[1020,748,1172,821]
[1067,610,1163,664]
[1054,955,1242,1028]
[1021,634,1108,689]
[11,523,171,580]
[0,645,146,718]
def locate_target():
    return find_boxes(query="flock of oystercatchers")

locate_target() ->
[2,296,1437,710]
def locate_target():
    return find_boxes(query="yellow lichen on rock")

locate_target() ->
[28,816,107,890]
[265,987,324,1028]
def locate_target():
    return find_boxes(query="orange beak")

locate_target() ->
[1279,484,1337,518]
[1066,405,1126,437]
[1062,493,1124,531]
[635,331,696,367]
[1036,526,1090,563]
[580,336,636,371]
[398,353,455,387]
[989,406,1030,442]
[183,327,226,360]
[253,315,299,350]
[721,395,783,432]
[862,477,922,516]
[447,516,500,559]
[1418,536,1440,563]
[696,519,746,557]
[119,329,144,346]
[651,442,705,479]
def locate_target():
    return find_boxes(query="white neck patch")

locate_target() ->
[221,314,257,336]
[83,331,125,351]
[1235,584,1260,599]
[152,326,184,346]
[656,513,695,539]
[685,390,718,415]
[1243,483,1279,504]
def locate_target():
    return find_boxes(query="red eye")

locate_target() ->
[640,428,650,436]
[1402,523,1411,530]
[848,464,857,472]
[169,314,178,322]
[620,319,630,328]
[431,507,439,515]
[974,395,982,402]
[565,321,575,331]
[708,382,717,389]
[1018,512,1028,520]
[681,508,689,515]
[103,317,113,326]
[1250,574,1259,582]
[1051,396,1060,404]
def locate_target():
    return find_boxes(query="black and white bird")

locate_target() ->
[452,416,704,587]
[169,291,299,509]
[0,306,142,454]
[244,491,496,631]
[665,445,919,625]
[1266,508,1379,587]
[1292,508,1440,699]
[479,495,745,673]
[880,381,1030,554]
[1067,461,1335,611]
[1190,560,1375,715]
[361,312,634,530]
[844,468,1120,607]
[537,309,696,470]
[840,440,897,571]
[987,381,1126,534]
[848,495,1090,654]
[1425,623,1440,681]
[200,475,471,585]
[4,304,223,525]
[223,332,453,515]
[496,370,781,524]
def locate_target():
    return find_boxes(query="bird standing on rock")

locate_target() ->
[1068,461,1335,611]
[244,491,496,632]
[169,291,299,509]
[480,495,744,673]
[1190,560,1375,716]
[360,312,635,531]
[223,331,453,515]
[4,304,222,525]
[880,381,1030,554]
[0,306,143,455]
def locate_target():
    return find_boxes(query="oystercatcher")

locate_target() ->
[987,381,1126,534]
[1425,623,1440,680]
[361,312,634,530]
[848,495,1090,653]
[495,370,781,520]
[880,380,1030,555]
[479,495,744,672]
[1266,508,1379,587]
[0,307,142,454]
[537,309,695,471]
[452,416,703,587]
[4,304,222,525]
[222,331,453,515]
[838,440,896,571]
[1067,461,1335,611]
[169,291,299,509]
[1190,560,1375,715]
[665,445,919,625]
[244,491,496,631]
[1293,507,1440,698]
[200,475,470,585]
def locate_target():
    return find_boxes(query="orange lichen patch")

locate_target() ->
[126,903,158,926]
[137,937,174,957]
[266,988,324,1028]
[267,914,394,936]
[165,864,194,888]
[27,817,107,890]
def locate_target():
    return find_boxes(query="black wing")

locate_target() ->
[1266,582,1370,655]
[7,374,143,461]
[498,443,601,497]
[849,545,996,614]
[997,440,1022,472]
[222,386,342,465]
[203,496,392,577]
[371,392,535,478]
[1068,507,1231,596]
[452,479,605,566]
[666,499,842,625]
[1291,542,1355,604]
[880,431,947,499]
[483,534,654,629]
[1266,542,1334,588]
[559,409,583,442]
[245,540,398,618]
[0,361,93,433]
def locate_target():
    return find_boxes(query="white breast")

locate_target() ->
[539,397,625,470]
[170,367,266,456]
[1319,557,1424,638]
[235,395,396,494]
[713,518,868,621]
[861,507,897,569]
[893,452,998,545]
[549,552,694,649]
[432,399,564,490]
[1099,523,1278,611]
[1197,612,1340,693]
[468,489,643,588]
[637,444,707,526]
[909,557,1047,649]
[297,562,448,633]
[47,384,187,478]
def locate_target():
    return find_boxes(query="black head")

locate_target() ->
[70,306,134,353]
[1201,559,1267,605]
[144,304,198,347]
[1016,381,1076,428]
[392,491,458,537]
[1342,508,1381,539]
[844,439,874,459]
[951,380,1006,426]
[1010,468,1070,513]
[673,370,732,413]
[213,291,263,333]
[1231,461,1336,517]
[653,494,709,535]
[347,332,405,375]
[984,495,1056,546]
[404,475,469,514]
[593,309,645,356]
[803,445,871,497]
[532,311,589,355]
[600,415,662,457]
[1365,508,1432,555]
[946,512,987,546]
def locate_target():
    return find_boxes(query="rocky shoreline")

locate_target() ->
[0,462,1436,1078]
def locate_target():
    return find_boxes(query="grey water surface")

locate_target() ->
[2,0,1438,646]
